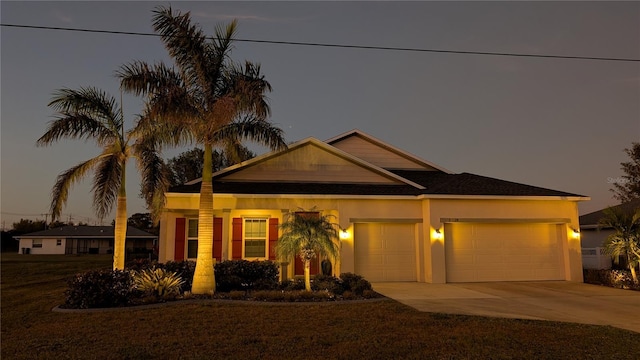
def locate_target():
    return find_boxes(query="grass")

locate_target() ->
[2,253,639,360]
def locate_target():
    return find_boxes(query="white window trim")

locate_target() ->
[243,217,269,260]
[186,218,198,260]
[32,239,43,248]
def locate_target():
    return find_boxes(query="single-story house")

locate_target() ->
[159,130,588,283]
[15,225,157,259]
[579,199,640,269]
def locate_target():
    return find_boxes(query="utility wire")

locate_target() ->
[2,23,638,63]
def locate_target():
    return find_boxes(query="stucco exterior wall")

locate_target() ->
[18,238,65,255]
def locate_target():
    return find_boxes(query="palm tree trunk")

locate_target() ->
[304,259,311,291]
[113,168,127,270]
[192,143,216,294]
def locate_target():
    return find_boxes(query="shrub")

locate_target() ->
[312,274,345,295]
[125,258,157,272]
[280,278,306,291]
[583,269,639,290]
[64,269,136,309]
[163,260,196,293]
[132,268,184,300]
[215,260,279,292]
[339,273,372,296]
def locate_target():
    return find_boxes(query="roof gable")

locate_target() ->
[326,130,451,173]
[213,138,425,188]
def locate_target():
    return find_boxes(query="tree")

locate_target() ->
[11,219,46,234]
[118,6,286,294]
[276,211,341,291]
[167,146,255,187]
[598,206,640,284]
[127,212,158,235]
[36,87,166,270]
[611,142,640,202]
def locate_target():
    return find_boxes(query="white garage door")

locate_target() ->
[445,223,565,282]
[354,223,417,282]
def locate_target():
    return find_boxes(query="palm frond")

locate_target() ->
[212,117,287,152]
[276,211,340,262]
[49,157,102,220]
[37,88,121,147]
[132,135,170,223]
[92,151,125,219]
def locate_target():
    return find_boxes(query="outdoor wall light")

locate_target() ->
[572,229,580,238]
[340,229,350,239]
[434,228,443,240]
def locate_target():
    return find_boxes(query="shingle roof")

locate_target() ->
[15,225,157,238]
[579,198,640,226]
[169,170,585,198]
[392,170,585,197]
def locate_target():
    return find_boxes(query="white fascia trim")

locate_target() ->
[166,192,418,201]
[166,192,590,202]
[418,194,591,201]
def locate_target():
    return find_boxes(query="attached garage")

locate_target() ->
[444,223,566,282]
[354,223,417,282]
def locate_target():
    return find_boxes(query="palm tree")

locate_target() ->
[118,6,286,294]
[276,211,341,291]
[598,206,640,284]
[36,87,167,270]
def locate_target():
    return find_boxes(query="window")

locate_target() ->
[32,239,42,248]
[244,218,267,258]
[187,219,198,258]
[56,239,62,246]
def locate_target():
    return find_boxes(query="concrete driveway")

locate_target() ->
[372,281,640,333]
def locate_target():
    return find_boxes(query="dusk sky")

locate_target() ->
[1,1,638,228]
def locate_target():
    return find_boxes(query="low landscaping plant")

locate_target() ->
[583,269,640,291]
[214,259,279,292]
[339,272,373,296]
[64,269,137,309]
[132,268,184,300]
[163,260,196,293]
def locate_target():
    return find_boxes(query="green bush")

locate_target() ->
[125,258,157,272]
[583,269,639,290]
[339,273,372,296]
[133,268,184,300]
[64,269,137,309]
[215,260,279,292]
[312,274,345,295]
[163,260,196,293]
[279,278,306,291]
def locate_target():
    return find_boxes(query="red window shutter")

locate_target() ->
[232,218,243,259]
[213,217,223,261]
[269,218,279,260]
[174,218,186,261]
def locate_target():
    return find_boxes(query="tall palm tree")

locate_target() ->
[118,6,286,294]
[276,211,341,291]
[599,206,640,284]
[36,87,167,270]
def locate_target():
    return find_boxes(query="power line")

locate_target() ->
[2,23,638,63]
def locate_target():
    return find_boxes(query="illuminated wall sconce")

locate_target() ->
[434,228,443,240]
[572,228,580,238]
[340,229,350,239]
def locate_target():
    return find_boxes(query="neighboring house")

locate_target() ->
[579,199,640,269]
[159,130,589,283]
[15,225,157,259]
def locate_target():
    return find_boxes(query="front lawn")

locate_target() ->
[2,253,639,359]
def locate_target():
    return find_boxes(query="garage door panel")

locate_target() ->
[446,223,565,282]
[355,223,417,282]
